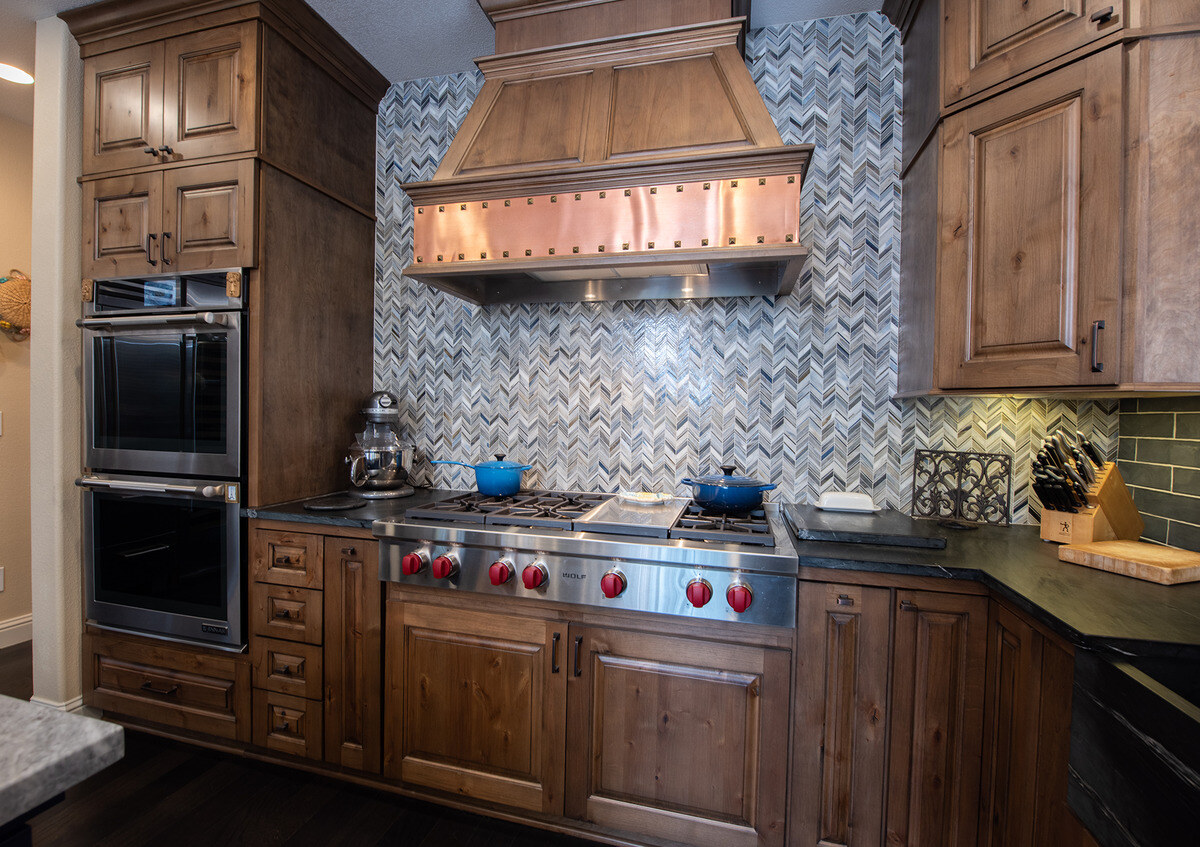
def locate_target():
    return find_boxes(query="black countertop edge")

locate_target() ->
[246,492,1200,652]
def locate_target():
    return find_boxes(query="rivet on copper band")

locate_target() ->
[728,238,736,245]
[676,185,683,192]
[759,178,767,185]
[575,193,581,201]
[527,198,534,205]
[731,180,739,188]
[788,176,795,184]
[482,202,488,209]
[649,187,657,195]
[437,255,444,261]
[598,245,606,252]
[757,235,765,243]
[701,238,709,246]
[503,251,510,258]
[481,252,487,259]
[785,234,794,242]
[525,249,532,256]
[647,241,655,249]
[438,205,444,212]
[549,248,556,255]
[599,191,606,199]
[458,253,465,259]
[505,200,512,207]
[417,207,423,214]
[460,204,466,210]
[624,189,631,197]
[572,246,579,253]
[551,195,557,203]
[703,182,711,190]
[674,240,681,248]
[622,243,630,250]
[416,256,423,262]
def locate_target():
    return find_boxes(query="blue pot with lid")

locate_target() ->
[681,464,777,514]
[431,453,532,496]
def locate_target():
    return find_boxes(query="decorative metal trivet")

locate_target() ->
[911,449,1012,526]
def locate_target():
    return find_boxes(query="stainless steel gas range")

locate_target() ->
[373,491,799,628]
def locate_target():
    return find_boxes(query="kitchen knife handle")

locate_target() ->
[573,636,583,677]
[1091,320,1105,373]
[551,633,560,674]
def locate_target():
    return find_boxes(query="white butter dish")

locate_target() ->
[815,491,880,512]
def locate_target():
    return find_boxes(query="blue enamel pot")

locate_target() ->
[431,454,532,496]
[681,465,777,514]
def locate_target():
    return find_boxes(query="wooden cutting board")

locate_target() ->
[1058,540,1200,585]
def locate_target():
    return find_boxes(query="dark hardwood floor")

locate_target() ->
[0,642,597,847]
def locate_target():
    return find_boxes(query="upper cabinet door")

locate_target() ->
[162,22,259,161]
[82,171,164,279]
[82,43,165,174]
[936,47,1122,389]
[162,159,256,272]
[943,0,1123,106]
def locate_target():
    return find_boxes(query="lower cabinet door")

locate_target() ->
[384,600,567,814]
[565,626,790,847]
[886,589,989,847]
[791,582,892,846]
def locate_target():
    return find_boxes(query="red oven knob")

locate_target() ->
[489,560,512,585]
[726,583,754,614]
[522,563,548,590]
[400,552,426,575]
[686,579,713,608]
[600,570,626,599]
[431,555,458,579]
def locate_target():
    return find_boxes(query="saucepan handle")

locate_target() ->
[430,460,474,469]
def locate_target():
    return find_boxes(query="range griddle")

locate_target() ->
[783,504,947,549]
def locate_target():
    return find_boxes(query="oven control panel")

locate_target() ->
[380,538,795,628]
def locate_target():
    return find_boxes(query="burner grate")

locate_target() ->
[406,491,611,529]
[670,505,775,547]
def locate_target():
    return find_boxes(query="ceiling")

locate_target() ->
[0,0,882,126]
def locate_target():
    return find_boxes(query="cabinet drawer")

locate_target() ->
[253,689,323,760]
[84,631,250,742]
[251,637,323,699]
[251,527,323,588]
[250,581,323,644]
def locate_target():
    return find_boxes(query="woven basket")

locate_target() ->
[0,270,31,330]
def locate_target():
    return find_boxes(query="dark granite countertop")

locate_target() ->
[247,491,1200,652]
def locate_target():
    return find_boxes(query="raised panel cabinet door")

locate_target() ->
[886,590,989,847]
[937,47,1122,388]
[978,602,1043,847]
[81,172,164,279]
[162,22,259,161]
[943,0,1123,106]
[565,627,790,847]
[82,42,164,174]
[323,536,382,773]
[384,600,567,814]
[162,159,256,271]
[790,582,891,847]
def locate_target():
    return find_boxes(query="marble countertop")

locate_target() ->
[0,695,124,826]
[248,490,1200,653]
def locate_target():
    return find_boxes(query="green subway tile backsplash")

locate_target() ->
[1118,397,1200,552]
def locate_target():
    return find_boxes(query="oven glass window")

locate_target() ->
[91,492,228,620]
[92,332,228,454]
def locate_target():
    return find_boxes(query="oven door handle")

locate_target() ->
[76,476,230,499]
[76,312,231,330]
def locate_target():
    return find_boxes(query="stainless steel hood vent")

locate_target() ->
[401,0,812,305]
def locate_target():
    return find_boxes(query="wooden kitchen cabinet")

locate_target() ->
[323,536,382,773]
[941,0,1122,107]
[937,46,1123,389]
[566,626,790,847]
[81,21,257,175]
[885,588,989,847]
[82,159,255,278]
[384,597,567,814]
[790,582,891,846]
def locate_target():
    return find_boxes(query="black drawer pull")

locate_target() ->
[341,546,357,556]
[836,594,854,607]
[140,681,179,697]
[274,608,293,620]
[899,600,918,612]
[143,147,158,155]
[551,633,560,674]
[1090,320,1105,373]
[274,555,297,565]
[156,145,174,155]
[277,665,293,676]
[273,722,292,733]
[1090,6,1115,24]
[573,636,583,677]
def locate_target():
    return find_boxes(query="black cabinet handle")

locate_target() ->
[145,233,157,267]
[899,600,918,612]
[551,633,560,674]
[836,594,854,607]
[1090,6,1115,24]
[274,608,293,620]
[140,681,179,697]
[573,636,583,677]
[143,147,158,155]
[161,231,172,266]
[342,546,357,556]
[1091,320,1105,373]
[156,145,174,155]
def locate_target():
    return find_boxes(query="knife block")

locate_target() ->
[1039,463,1144,545]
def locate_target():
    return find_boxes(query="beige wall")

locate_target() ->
[0,113,32,643]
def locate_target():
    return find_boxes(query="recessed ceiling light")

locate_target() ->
[0,64,34,85]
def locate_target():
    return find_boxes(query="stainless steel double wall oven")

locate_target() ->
[79,272,245,648]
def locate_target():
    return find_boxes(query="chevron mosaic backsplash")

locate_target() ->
[373,13,1119,525]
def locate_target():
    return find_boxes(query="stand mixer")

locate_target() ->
[345,391,414,498]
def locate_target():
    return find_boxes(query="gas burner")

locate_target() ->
[406,493,516,524]
[406,490,612,529]
[670,505,775,547]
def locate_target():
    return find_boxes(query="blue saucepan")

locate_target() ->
[431,454,532,496]
[681,465,777,513]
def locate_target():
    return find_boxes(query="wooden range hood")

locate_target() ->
[401,0,812,305]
